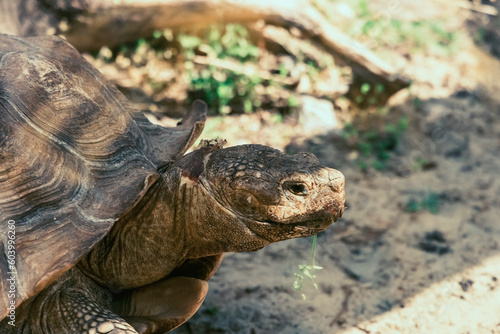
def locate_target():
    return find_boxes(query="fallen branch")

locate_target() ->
[256,24,328,69]
[192,55,297,85]
[0,0,410,105]
[454,1,498,16]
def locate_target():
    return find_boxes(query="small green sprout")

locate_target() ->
[293,235,323,300]
[406,192,440,214]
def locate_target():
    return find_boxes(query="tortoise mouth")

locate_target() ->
[241,214,337,242]
[232,200,345,242]
[264,203,343,225]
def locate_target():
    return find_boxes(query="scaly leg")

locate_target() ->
[25,287,139,334]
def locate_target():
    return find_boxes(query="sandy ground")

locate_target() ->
[169,80,500,333]
[171,73,500,333]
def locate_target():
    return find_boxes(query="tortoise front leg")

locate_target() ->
[112,277,208,334]
[33,288,138,334]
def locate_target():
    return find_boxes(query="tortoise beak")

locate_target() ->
[332,205,345,222]
[339,205,345,218]
[327,167,345,222]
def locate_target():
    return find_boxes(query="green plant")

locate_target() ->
[205,306,219,316]
[329,0,461,56]
[110,23,330,116]
[412,157,430,171]
[342,116,408,171]
[406,192,440,214]
[413,96,423,108]
[293,235,323,300]
[179,24,266,115]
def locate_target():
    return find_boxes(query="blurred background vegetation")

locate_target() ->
[86,0,483,177]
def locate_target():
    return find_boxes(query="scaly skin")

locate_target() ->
[2,144,345,334]
[79,144,344,290]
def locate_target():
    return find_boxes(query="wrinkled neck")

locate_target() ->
[78,168,269,289]
[78,171,187,289]
[183,177,270,259]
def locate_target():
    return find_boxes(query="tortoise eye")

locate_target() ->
[284,182,309,196]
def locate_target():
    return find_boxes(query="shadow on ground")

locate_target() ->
[173,76,500,333]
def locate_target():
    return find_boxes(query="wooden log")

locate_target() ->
[0,0,410,104]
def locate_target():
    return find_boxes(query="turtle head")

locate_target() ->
[198,144,345,243]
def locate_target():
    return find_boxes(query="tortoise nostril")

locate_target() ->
[329,180,344,193]
[328,172,345,193]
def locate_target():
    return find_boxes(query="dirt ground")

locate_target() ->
[171,84,500,334]
[170,77,500,332]
[88,1,500,333]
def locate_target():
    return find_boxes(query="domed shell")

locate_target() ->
[0,34,206,319]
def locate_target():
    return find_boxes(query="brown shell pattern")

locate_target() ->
[0,34,206,319]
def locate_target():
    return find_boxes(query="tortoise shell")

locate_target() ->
[0,34,206,319]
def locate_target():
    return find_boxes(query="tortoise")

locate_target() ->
[0,34,345,334]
